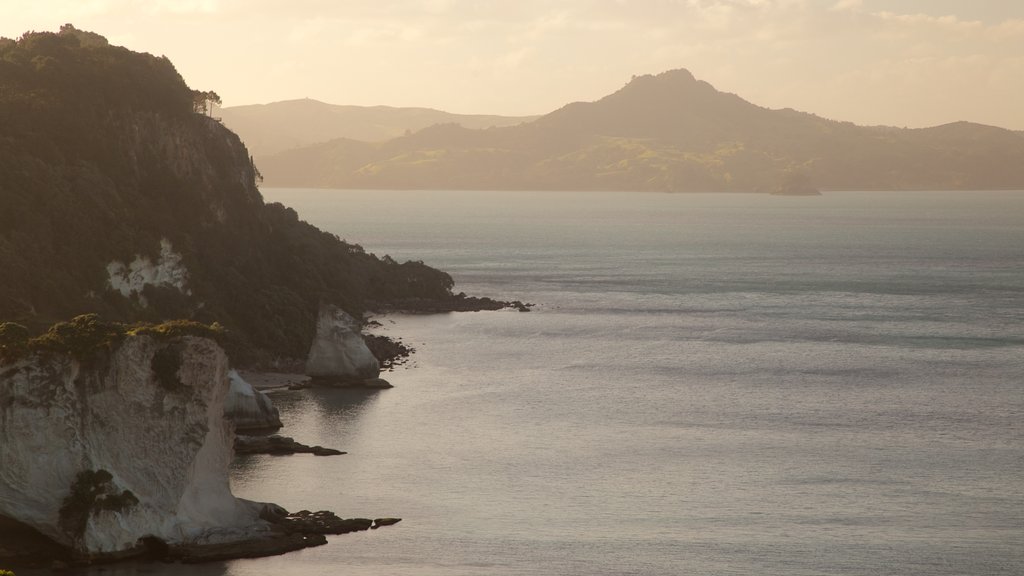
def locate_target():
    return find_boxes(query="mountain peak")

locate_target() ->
[602,67,726,110]
[533,67,754,139]
[627,68,697,86]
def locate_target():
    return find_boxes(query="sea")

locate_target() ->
[42,190,1024,575]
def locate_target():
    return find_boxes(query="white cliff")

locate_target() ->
[0,335,271,558]
[305,304,380,383]
[106,238,190,304]
[224,370,282,432]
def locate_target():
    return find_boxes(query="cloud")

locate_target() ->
[991,18,1024,40]
[831,0,862,11]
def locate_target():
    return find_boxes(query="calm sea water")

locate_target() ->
[48,190,1024,575]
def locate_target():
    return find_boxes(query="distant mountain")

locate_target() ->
[258,69,1024,192]
[219,99,537,157]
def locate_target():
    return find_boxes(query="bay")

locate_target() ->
[46,189,1024,575]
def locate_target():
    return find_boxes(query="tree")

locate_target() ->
[191,90,221,116]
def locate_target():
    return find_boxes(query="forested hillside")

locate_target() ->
[0,26,457,365]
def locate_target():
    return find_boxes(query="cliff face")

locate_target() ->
[224,370,282,432]
[0,335,267,557]
[0,26,457,365]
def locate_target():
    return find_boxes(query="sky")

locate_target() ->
[2,0,1023,129]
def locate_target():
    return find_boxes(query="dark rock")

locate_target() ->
[307,376,393,389]
[363,334,414,370]
[369,293,535,314]
[168,509,400,563]
[234,435,346,456]
[167,532,327,563]
[0,514,73,567]
[278,510,374,535]
[509,300,534,312]
[258,503,289,523]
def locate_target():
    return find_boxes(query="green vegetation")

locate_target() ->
[0,322,30,362]
[0,569,15,576]
[258,69,1024,191]
[26,314,125,360]
[127,319,225,340]
[0,314,225,365]
[58,469,139,541]
[0,26,460,366]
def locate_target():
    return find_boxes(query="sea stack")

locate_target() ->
[305,304,386,386]
[224,370,283,432]
[0,335,279,559]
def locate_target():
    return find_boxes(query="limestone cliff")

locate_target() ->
[224,369,282,432]
[0,335,271,558]
[305,305,380,383]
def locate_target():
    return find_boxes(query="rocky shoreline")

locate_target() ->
[370,293,534,314]
[234,434,346,456]
[164,511,402,564]
[1,304,526,569]
[1,508,402,568]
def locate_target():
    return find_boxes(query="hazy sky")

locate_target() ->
[3,0,1023,129]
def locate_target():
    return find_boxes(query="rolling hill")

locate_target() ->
[219,99,537,157]
[257,69,1024,192]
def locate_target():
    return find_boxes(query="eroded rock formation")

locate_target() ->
[224,369,282,432]
[0,335,272,560]
[305,304,380,384]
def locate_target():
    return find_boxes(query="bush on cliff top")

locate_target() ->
[0,314,224,365]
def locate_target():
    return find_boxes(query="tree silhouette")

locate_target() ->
[191,90,221,116]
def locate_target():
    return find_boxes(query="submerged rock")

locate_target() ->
[305,304,380,383]
[0,335,278,561]
[224,369,283,432]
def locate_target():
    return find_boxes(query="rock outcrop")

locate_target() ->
[0,335,274,560]
[234,435,345,456]
[305,305,380,384]
[224,370,282,432]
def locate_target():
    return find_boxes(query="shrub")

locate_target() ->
[0,315,226,365]
[128,319,225,341]
[58,469,139,540]
[0,322,29,361]
[27,314,124,360]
